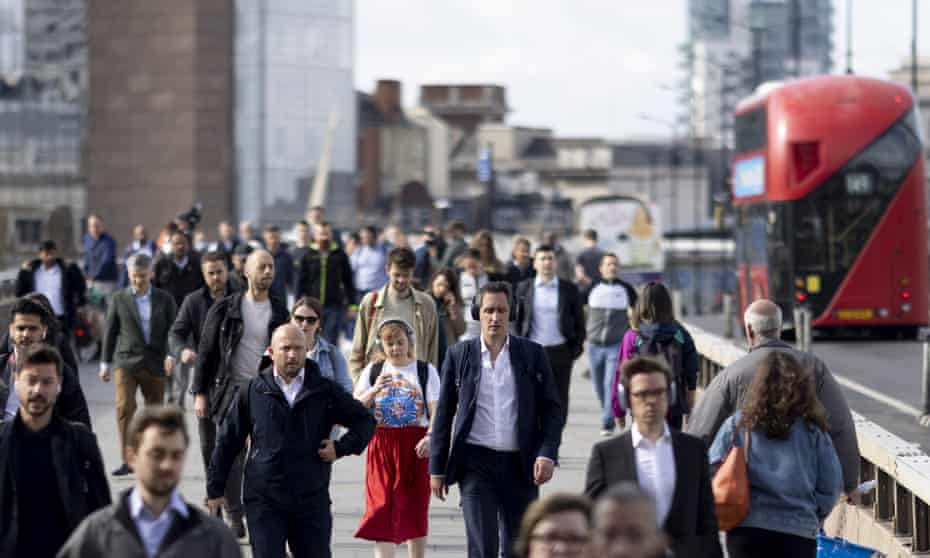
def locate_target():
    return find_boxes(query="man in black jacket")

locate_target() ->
[0,298,91,427]
[167,251,229,470]
[0,344,110,558]
[155,230,205,408]
[584,356,722,558]
[430,282,564,558]
[207,323,375,558]
[514,244,586,425]
[15,240,87,339]
[296,221,356,344]
[192,249,289,535]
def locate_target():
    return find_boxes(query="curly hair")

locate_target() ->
[740,351,829,439]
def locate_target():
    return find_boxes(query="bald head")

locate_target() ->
[744,299,782,345]
[270,324,307,378]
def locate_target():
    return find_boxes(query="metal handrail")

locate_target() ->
[682,321,930,555]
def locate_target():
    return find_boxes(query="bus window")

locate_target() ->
[793,199,827,272]
[735,106,767,153]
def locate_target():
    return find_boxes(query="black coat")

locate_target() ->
[296,243,356,308]
[0,330,79,380]
[0,415,111,554]
[429,336,564,484]
[513,278,586,358]
[169,285,225,355]
[0,348,91,428]
[15,258,87,330]
[153,253,205,308]
[584,430,723,558]
[191,292,289,419]
[207,362,375,509]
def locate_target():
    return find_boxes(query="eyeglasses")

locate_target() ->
[293,314,319,325]
[629,388,667,402]
[529,532,589,547]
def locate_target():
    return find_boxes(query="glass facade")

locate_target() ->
[234,0,356,224]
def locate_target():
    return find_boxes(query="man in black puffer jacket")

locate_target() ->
[207,324,375,558]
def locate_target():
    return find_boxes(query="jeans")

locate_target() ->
[166,362,192,409]
[588,343,620,431]
[321,305,343,346]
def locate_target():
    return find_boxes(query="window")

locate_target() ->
[15,218,42,246]
[734,106,767,153]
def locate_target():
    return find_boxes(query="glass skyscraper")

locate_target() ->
[234,0,356,225]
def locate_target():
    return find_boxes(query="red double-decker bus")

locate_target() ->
[732,75,928,335]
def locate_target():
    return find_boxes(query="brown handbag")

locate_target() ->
[712,423,751,531]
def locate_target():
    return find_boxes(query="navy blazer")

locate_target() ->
[429,335,564,484]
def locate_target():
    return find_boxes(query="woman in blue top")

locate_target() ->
[709,351,842,558]
[291,296,353,393]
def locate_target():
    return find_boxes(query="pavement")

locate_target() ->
[78,354,605,557]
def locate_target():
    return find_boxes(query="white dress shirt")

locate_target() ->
[4,350,18,420]
[273,367,305,407]
[128,487,189,558]
[35,263,65,316]
[530,277,566,347]
[466,336,519,451]
[631,422,677,526]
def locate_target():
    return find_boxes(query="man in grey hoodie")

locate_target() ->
[687,299,861,495]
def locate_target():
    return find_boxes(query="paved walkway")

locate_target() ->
[80,358,603,557]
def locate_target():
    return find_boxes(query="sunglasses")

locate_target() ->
[293,314,319,325]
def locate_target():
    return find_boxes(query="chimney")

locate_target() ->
[374,80,402,123]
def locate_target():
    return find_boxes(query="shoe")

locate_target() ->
[228,515,246,539]
[111,463,133,476]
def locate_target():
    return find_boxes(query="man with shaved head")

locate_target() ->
[208,323,374,557]
[687,298,861,499]
[192,249,289,536]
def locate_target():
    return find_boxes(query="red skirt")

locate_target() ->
[355,425,430,543]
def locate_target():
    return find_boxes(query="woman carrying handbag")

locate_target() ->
[709,351,843,558]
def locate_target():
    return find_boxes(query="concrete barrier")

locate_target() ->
[682,321,930,557]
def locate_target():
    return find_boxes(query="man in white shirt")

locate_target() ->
[430,281,564,558]
[15,240,88,343]
[584,356,722,558]
[514,245,586,425]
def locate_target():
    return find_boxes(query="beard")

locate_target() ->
[22,396,52,418]
[142,473,179,497]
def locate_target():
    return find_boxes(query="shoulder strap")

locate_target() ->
[417,360,430,419]
[368,290,379,325]
[369,360,385,387]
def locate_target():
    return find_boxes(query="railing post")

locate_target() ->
[876,469,895,521]
[914,497,930,553]
[895,483,913,536]
[860,458,875,508]
[920,329,930,427]
[672,289,683,320]
[723,294,734,339]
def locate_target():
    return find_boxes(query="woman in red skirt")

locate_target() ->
[354,318,440,558]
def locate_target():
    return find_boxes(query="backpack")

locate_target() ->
[369,360,431,418]
[635,328,689,414]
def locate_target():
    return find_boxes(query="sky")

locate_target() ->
[356,1,930,141]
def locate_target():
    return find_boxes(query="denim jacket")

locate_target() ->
[709,413,842,539]
[310,337,353,394]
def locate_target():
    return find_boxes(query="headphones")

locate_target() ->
[373,318,416,350]
[470,284,518,322]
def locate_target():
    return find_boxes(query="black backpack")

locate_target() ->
[635,328,689,414]
[369,360,431,418]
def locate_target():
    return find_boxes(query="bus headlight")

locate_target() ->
[878,308,889,317]
[902,303,912,313]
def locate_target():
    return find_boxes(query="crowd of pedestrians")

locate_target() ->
[0,208,863,558]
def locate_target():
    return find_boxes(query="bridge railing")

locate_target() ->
[683,321,930,558]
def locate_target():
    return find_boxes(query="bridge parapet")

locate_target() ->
[683,321,930,557]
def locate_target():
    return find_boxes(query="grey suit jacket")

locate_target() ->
[103,287,177,375]
[584,429,723,558]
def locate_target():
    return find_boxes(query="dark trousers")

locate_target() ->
[726,527,816,558]
[320,305,343,345]
[545,343,575,425]
[459,444,538,558]
[198,416,217,474]
[245,497,333,558]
